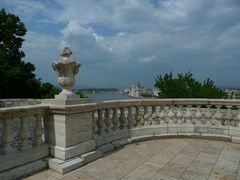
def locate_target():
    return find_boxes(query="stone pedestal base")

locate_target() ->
[54,93,80,100]
[42,91,92,106]
[42,98,92,105]
[50,140,96,160]
[48,143,114,174]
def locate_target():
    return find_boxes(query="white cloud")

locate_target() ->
[3,0,240,87]
[117,32,127,37]
[138,55,158,64]
[60,20,113,64]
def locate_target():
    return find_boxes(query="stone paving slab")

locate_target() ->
[25,138,240,180]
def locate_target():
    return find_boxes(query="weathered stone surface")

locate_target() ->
[82,150,103,164]
[0,159,47,180]
[97,143,114,154]
[50,140,96,160]
[48,157,84,174]
[0,143,49,172]
[66,112,93,146]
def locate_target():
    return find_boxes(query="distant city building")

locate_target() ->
[128,82,159,98]
[152,88,160,97]
[224,89,240,99]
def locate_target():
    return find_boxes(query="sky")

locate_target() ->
[1,0,240,88]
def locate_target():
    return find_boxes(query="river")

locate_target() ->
[84,92,136,102]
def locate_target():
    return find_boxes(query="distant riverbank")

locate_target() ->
[85,91,137,102]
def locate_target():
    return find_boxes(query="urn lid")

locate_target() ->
[60,47,72,61]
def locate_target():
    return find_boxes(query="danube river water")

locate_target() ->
[85,92,136,102]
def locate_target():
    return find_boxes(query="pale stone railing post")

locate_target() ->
[159,106,166,125]
[185,105,193,124]
[105,109,113,133]
[36,114,44,145]
[112,108,119,131]
[119,107,127,129]
[135,106,141,127]
[20,117,31,150]
[11,117,22,152]
[127,107,135,128]
[0,117,4,155]
[3,118,14,154]
[97,109,105,135]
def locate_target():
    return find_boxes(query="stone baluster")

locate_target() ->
[184,105,193,124]
[36,114,44,145]
[176,106,183,124]
[167,106,175,124]
[194,106,202,125]
[159,106,166,125]
[205,105,212,126]
[236,106,240,127]
[105,109,113,133]
[28,116,37,147]
[144,106,151,126]
[135,106,141,127]
[127,107,136,128]
[96,110,105,135]
[11,117,22,152]
[92,111,99,133]
[139,106,145,126]
[224,106,233,126]
[112,108,120,131]
[151,106,158,125]
[3,118,14,154]
[212,106,222,126]
[0,117,4,155]
[119,107,127,129]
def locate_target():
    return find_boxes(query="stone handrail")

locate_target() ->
[0,105,49,175]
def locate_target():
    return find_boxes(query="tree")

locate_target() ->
[75,89,87,98]
[0,9,59,98]
[39,83,60,98]
[154,72,227,98]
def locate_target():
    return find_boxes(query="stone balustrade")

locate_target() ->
[2,99,240,179]
[0,105,49,178]
[90,99,240,147]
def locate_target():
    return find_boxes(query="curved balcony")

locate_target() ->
[2,98,240,179]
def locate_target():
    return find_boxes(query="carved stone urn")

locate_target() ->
[52,47,81,99]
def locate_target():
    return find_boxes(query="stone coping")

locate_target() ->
[0,104,48,114]
[48,98,240,114]
[1,98,240,114]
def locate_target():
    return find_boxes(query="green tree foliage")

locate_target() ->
[154,72,227,98]
[75,89,87,98]
[0,9,58,98]
[39,83,61,98]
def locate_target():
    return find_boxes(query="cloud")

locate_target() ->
[117,32,127,37]
[3,0,240,87]
[60,20,113,64]
[139,55,158,64]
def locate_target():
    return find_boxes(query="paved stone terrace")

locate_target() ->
[25,138,240,180]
